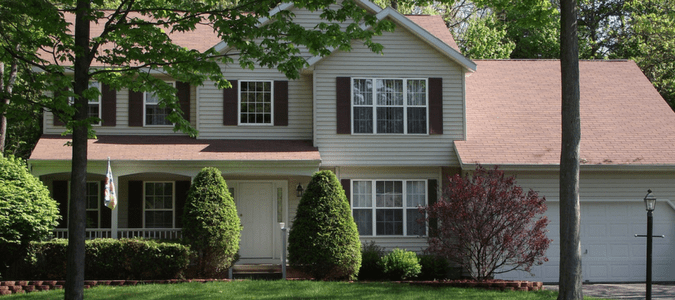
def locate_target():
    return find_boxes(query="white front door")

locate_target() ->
[236,182,275,258]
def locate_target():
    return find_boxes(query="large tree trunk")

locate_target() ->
[64,1,91,299]
[0,58,18,154]
[558,0,582,299]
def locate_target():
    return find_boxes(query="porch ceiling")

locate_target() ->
[30,135,321,162]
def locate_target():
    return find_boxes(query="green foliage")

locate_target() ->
[182,167,241,277]
[380,248,421,281]
[0,155,59,278]
[13,239,191,280]
[358,241,386,281]
[417,254,450,281]
[288,170,361,280]
[458,14,515,59]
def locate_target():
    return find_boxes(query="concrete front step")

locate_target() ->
[232,264,282,274]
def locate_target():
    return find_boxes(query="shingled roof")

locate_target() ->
[454,59,675,167]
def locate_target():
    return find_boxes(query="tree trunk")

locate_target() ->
[64,1,91,299]
[558,0,583,299]
[0,58,18,155]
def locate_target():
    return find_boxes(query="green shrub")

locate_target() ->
[15,239,191,280]
[417,254,450,281]
[288,170,361,280]
[380,249,421,281]
[0,155,60,278]
[358,241,385,281]
[182,167,241,277]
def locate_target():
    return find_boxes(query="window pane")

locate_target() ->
[376,209,403,235]
[353,107,373,133]
[353,181,372,207]
[376,79,403,105]
[376,107,404,133]
[86,211,99,228]
[86,182,99,209]
[353,209,373,235]
[145,211,173,228]
[406,181,426,207]
[146,105,171,125]
[376,181,402,207]
[88,104,100,119]
[407,107,427,134]
[240,81,272,124]
[353,79,372,105]
[406,209,426,236]
[407,80,427,105]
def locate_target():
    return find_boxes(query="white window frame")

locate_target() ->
[350,179,427,237]
[238,80,274,126]
[351,78,429,135]
[67,82,102,126]
[143,81,175,127]
[142,181,175,229]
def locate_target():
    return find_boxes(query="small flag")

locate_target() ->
[104,157,117,210]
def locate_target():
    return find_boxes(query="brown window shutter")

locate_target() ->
[177,81,191,123]
[100,181,111,228]
[101,83,117,127]
[428,77,443,134]
[274,80,288,126]
[128,89,144,127]
[223,80,238,125]
[336,77,351,134]
[340,179,351,207]
[427,179,438,234]
[128,181,143,228]
[53,180,69,228]
[174,180,191,228]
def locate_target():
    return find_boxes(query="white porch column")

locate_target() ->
[111,173,119,239]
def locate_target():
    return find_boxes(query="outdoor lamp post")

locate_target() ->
[280,222,287,280]
[644,189,656,300]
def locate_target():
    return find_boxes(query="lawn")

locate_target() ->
[3,281,610,300]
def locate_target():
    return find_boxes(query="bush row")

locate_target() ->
[358,241,451,281]
[13,239,191,280]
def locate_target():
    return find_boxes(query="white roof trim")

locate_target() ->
[213,2,296,53]
[304,7,476,72]
[355,0,384,13]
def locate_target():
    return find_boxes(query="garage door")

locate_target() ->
[497,201,675,283]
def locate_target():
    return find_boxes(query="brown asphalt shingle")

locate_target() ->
[406,15,460,52]
[454,59,675,166]
[30,135,320,162]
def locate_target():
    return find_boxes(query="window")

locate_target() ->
[87,82,102,125]
[144,182,174,228]
[352,78,428,134]
[85,181,100,228]
[351,180,426,236]
[239,81,273,125]
[144,82,174,126]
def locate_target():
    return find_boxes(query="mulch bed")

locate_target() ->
[0,278,544,296]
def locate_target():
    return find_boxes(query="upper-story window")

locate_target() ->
[144,82,174,126]
[87,82,102,126]
[352,78,428,134]
[351,179,427,236]
[239,80,273,125]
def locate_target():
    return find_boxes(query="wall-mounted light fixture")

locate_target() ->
[296,183,304,197]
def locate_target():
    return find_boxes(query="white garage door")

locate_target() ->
[497,201,675,283]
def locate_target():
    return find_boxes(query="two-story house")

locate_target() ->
[28,0,675,283]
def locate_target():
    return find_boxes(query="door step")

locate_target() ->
[231,264,282,280]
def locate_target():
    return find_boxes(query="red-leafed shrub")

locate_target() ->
[424,165,551,281]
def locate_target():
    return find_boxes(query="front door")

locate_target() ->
[236,182,274,258]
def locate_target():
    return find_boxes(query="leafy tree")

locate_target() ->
[424,165,551,281]
[0,155,60,278]
[613,0,675,110]
[0,0,392,297]
[457,13,515,59]
[182,167,241,278]
[288,170,361,280]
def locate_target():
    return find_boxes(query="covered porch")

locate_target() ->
[29,135,321,262]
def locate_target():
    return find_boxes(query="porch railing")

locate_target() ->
[52,228,182,240]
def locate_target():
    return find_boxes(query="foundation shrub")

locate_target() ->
[15,239,191,280]
[358,241,385,281]
[417,254,450,281]
[380,248,421,281]
[288,170,361,280]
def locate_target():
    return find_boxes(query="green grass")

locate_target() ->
[4,281,609,300]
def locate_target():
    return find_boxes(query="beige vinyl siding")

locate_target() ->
[314,25,466,167]
[44,86,194,136]
[197,68,313,139]
[507,170,675,203]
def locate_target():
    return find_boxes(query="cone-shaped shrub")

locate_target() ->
[182,167,241,277]
[288,170,361,280]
